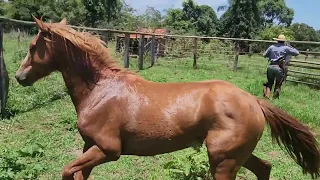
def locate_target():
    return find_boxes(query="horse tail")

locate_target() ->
[258,99,320,179]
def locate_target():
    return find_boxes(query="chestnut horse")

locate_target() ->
[15,16,320,180]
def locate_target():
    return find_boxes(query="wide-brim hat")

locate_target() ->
[273,34,286,42]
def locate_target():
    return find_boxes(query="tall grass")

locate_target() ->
[0,32,319,180]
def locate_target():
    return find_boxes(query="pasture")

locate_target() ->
[1,31,320,180]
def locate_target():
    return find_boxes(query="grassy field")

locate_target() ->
[1,32,320,180]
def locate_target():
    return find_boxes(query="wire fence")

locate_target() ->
[1,16,320,88]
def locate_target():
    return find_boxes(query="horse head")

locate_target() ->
[15,15,67,86]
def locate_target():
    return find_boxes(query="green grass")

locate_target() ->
[1,32,320,180]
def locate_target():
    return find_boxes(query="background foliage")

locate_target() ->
[0,0,319,51]
[1,0,320,179]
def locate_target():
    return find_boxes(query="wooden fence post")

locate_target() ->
[0,24,9,119]
[193,37,198,69]
[17,28,21,49]
[305,49,309,60]
[123,33,130,68]
[138,34,145,70]
[233,42,239,71]
[248,42,252,58]
[150,35,156,67]
[101,31,109,46]
[115,35,120,53]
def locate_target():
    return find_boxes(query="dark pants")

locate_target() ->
[263,65,285,91]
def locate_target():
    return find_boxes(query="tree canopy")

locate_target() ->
[259,0,294,27]
[0,0,319,48]
[289,23,320,50]
[165,0,219,36]
[221,0,261,39]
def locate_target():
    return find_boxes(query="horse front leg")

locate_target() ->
[73,142,94,180]
[62,145,108,180]
[76,116,122,163]
[62,118,122,180]
[62,139,121,180]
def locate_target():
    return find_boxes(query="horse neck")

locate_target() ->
[61,72,91,112]
[55,41,108,112]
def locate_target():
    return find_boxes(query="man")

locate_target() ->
[262,34,299,99]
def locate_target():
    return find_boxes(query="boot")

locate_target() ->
[263,86,271,99]
[273,87,281,99]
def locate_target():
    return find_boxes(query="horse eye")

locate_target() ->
[42,32,51,38]
[29,45,35,51]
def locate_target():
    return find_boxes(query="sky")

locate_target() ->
[125,0,320,30]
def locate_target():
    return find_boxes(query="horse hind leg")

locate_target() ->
[205,129,261,180]
[243,154,272,180]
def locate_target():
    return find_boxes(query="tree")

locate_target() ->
[252,26,295,53]
[194,4,219,36]
[259,0,294,27]
[164,0,219,36]
[289,23,320,51]
[103,0,122,23]
[40,0,87,25]
[165,8,194,34]
[2,0,87,26]
[0,0,5,16]
[82,0,122,27]
[1,0,49,33]
[290,23,320,42]
[102,3,145,30]
[6,0,44,21]
[258,26,295,41]
[140,6,164,29]
[217,8,231,36]
[222,0,261,39]
[218,0,294,28]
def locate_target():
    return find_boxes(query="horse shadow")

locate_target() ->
[1,90,69,120]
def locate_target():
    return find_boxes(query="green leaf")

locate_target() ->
[169,168,184,174]
[184,164,191,177]
[164,161,179,169]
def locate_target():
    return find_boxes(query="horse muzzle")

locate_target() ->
[15,68,32,87]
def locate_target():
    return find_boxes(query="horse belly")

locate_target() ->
[121,119,210,156]
[121,134,206,156]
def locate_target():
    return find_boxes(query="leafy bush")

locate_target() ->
[163,145,211,180]
[251,26,295,53]
[0,142,46,180]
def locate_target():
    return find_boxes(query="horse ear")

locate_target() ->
[60,18,67,25]
[32,14,47,31]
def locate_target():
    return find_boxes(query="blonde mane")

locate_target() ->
[32,20,138,87]
[42,22,129,73]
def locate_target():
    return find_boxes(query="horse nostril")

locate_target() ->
[15,71,23,80]
[15,74,22,82]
